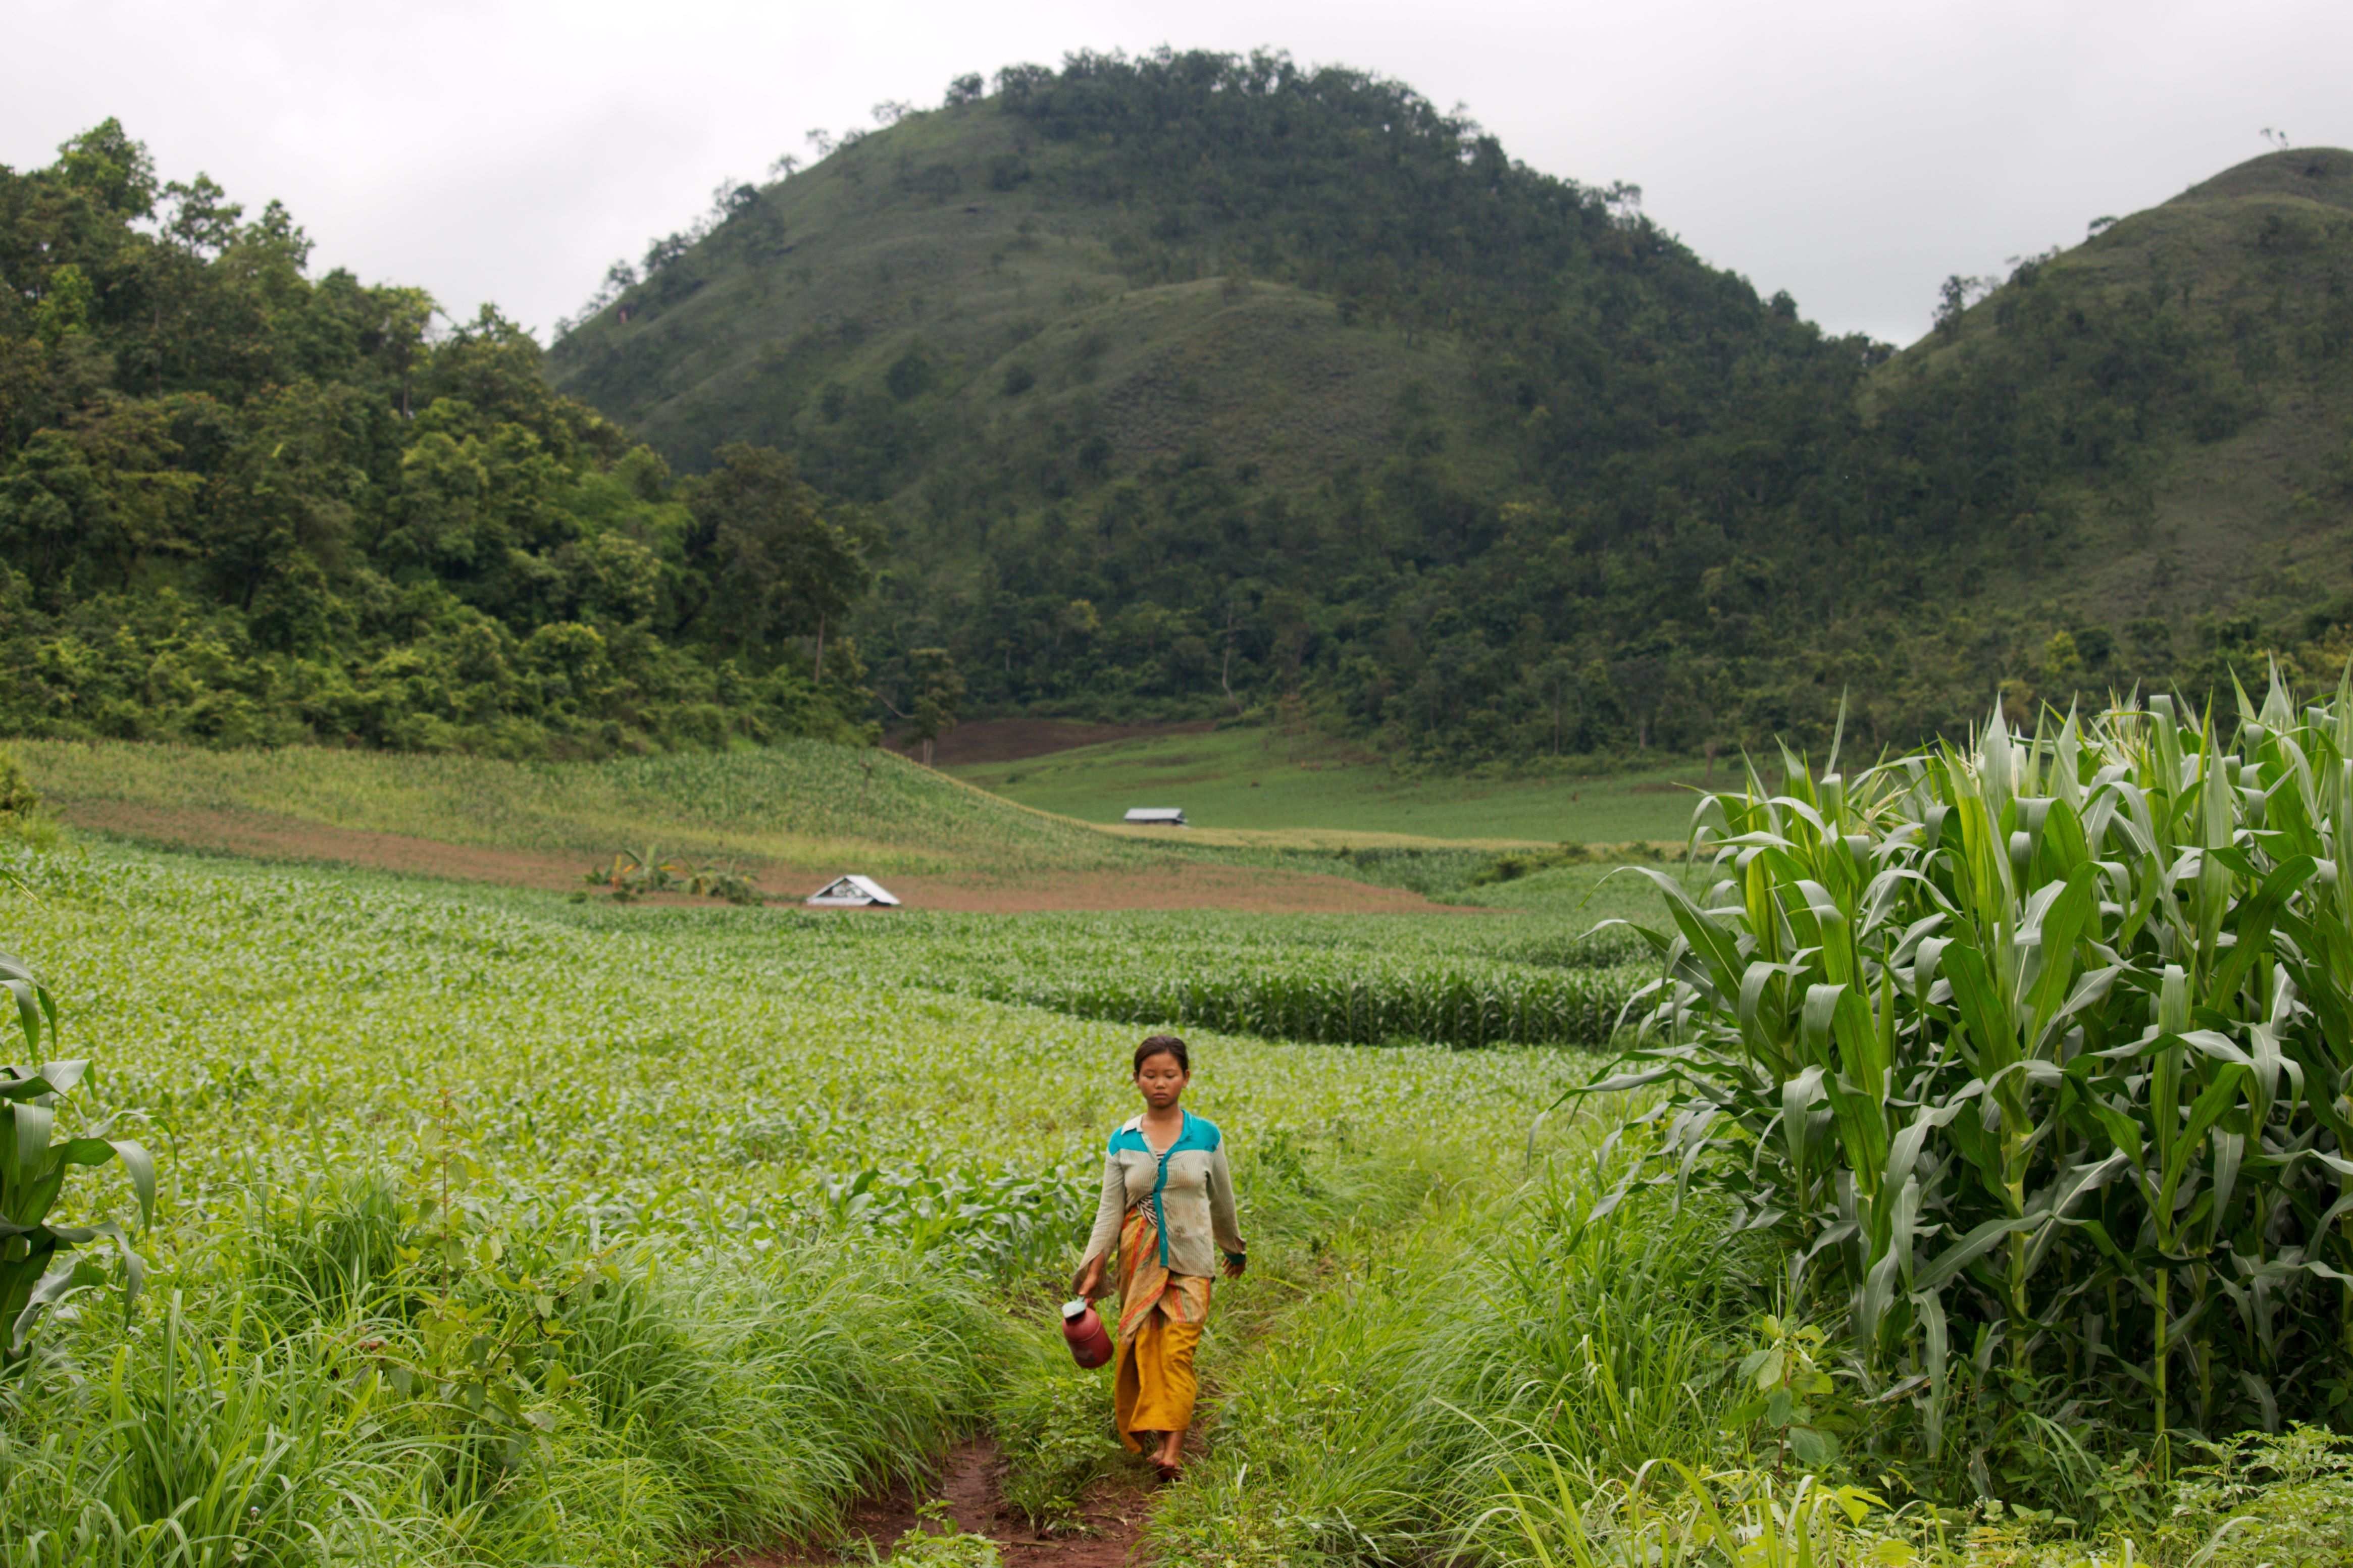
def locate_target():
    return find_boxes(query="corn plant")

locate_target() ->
[1569,674,2353,1464]
[1,944,154,1367]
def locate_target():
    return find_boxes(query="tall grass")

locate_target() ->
[1577,679,2353,1481]
[1150,1155,1770,1565]
[1,1174,1008,1568]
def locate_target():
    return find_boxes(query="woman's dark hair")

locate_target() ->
[1133,1035,1190,1075]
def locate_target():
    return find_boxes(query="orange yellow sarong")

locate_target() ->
[1112,1204,1212,1452]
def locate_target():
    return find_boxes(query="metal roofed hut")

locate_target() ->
[1122,807,1188,826]
[804,874,902,908]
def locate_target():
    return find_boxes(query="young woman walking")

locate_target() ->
[1073,1035,1246,1482]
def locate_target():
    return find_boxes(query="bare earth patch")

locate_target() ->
[883,865,1465,914]
[68,801,595,888]
[63,800,1466,914]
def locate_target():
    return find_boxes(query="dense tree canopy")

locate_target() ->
[0,121,875,755]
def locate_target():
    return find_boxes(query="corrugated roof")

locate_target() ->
[805,874,902,906]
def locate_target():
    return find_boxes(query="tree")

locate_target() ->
[1933,274,1992,339]
[1530,656,1581,755]
[906,647,964,765]
[53,118,156,219]
[0,431,99,596]
[678,443,874,666]
[1609,652,1668,750]
[370,287,435,419]
[161,173,242,259]
[202,380,371,612]
[884,349,932,402]
[63,397,199,591]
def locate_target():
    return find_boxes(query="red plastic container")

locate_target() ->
[1061,1297,1113,1368]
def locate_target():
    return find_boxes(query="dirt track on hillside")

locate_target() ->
[64,800,1468,915]
[884,717,1218,767]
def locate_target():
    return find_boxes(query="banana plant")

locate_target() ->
[1563,669,2353,1461]
[1,945,154,1367]
[581,845,686,902]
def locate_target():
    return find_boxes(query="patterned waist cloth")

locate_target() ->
[1113,1204,1211,1451]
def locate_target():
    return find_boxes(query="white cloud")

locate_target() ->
[11,0,2347,347]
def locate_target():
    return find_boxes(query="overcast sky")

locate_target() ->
[10,0,2348,349]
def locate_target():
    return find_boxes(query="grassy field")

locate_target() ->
[5,725,2345,1568]
[950,723,1715,845]
[10,737,1125,876]
[0,840,1582,1565]
[7,835,2329,1568]
[11,735,1723,923]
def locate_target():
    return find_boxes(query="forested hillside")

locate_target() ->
[0,123,875,755]
[11,58,2353,767]
[552,50,2353,764]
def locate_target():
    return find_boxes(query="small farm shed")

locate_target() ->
[805,874,902,908]
[1123,807,1188,826]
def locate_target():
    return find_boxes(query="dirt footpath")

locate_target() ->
[63,800,1470,915]
[742,1439,1153,1567]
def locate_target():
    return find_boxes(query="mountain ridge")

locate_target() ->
[549,68,2353,761]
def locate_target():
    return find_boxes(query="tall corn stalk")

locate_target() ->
[1571,674,2353,1461]
[2,944,153,1365]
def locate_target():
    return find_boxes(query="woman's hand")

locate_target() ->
[1221,1252,1247,1279]
[1073,1257,1106,1298]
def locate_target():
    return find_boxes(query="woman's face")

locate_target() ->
[1136,1053,1188,1110]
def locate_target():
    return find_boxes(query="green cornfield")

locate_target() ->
[0,842,1584,1566]
[961,959,1641,1048]
[761,907,1654,1049]
[1587,678,2353,1474]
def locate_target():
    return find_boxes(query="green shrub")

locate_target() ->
[1468,842,1596,886]
[888,1502,1002,1565]
[0,751,36,819]
[0,750,59,849]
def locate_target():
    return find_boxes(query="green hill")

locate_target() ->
[1863,147,2353,694]
[550,55,2353,762]
[547,97,1493,499]
[548,50,1878,762]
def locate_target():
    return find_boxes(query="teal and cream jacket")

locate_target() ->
[1081,1110,1246,1280]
